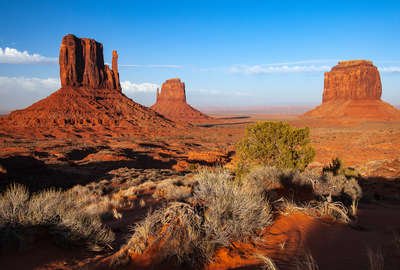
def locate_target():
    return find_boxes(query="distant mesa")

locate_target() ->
[303,60,400,122]
[0,34,177,138]
[150,78,212,123]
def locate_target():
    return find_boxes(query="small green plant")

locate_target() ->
[323,157,359,179]
[236,121,315,177]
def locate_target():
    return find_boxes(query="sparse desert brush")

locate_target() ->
[235,121,315,177]
[0,183,114,251]
[125,169,273,266]
[295,250,319,270]
[314,172,362,215]
[323,157,360,179]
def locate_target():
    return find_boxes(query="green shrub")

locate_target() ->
[322,157,359,179]
[236,121,315,176]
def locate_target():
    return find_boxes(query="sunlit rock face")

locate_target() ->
[0,34,179,138]
[59,34,121,91]
[303,60,400,122]
[151,78,212,123]
[322,60,381,103]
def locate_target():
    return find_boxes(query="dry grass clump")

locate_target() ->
[152,178,194,201]
[125,169,273,266]
[0,183,114,251]
[367,246,384,270]
[243,166,361,219]
[295,250,319,270]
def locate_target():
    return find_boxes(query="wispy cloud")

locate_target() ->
[121,81,159,93]
[119,64,183,68]
[192,88,251,97]
[229,64,331,75]
[0,47,57,64]
[380,66,400,73]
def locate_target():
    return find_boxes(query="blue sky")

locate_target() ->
[0,0,399,111]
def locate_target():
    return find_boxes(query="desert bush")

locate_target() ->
[236,121,315,176]
[323,157,360,179]
[0,183,114,250]
[314,172,362,211]
[125,169,273,266]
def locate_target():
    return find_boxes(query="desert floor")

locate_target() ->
[1,114,400,269]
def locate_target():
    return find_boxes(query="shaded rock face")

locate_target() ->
[303,60,400,122]
[59,34,121,91]
[151,78,211,123]
[323,60,381,102]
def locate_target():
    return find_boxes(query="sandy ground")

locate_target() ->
[1,113,400,269]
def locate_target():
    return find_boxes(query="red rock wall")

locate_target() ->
[59,34,121,91]
[156,78,186,103]
[322,60,381,103]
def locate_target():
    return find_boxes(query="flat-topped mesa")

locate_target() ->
[323,60,381,103]
[59,34,121,91]
[156,78,187,103]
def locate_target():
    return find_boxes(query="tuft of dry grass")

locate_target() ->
[254,253,278,270]
[125,169,273,266]
[0,183,114,251]
[367,246,384,270]
[295,250,319,270]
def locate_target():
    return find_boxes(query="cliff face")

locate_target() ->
[156,78,186,104]
[303,60,400,122]
[322,60,381,102]
[59,34,121,91]
[151,78,211,123]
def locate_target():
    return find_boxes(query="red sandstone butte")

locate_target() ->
[0,34,178,138]
[150,78,212,123]
[303,60,400,122]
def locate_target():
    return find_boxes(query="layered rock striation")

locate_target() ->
[303,60,400,122]
[59,34,121,91]
[151,78,212,123]
[0,34,178,138]
[322,60,381,102]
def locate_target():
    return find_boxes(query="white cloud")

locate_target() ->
[121,81,159,93]
[229,64,331,75]
[0,76,60,92]
[380,66,400,73]
[0,47,57,64]
[0,76,61,111]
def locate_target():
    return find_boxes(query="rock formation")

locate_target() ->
[322,60,381,102]
[303,60,400,122]
[59,34,121,91]
[0,34,178,138]
[151,78,212,123]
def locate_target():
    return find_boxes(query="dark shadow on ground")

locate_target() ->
[0,153,177,192]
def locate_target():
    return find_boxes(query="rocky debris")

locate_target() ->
[151,78,212,123]
[0,34,179,138]
[303,60,400,121]
[60,34,121,91]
